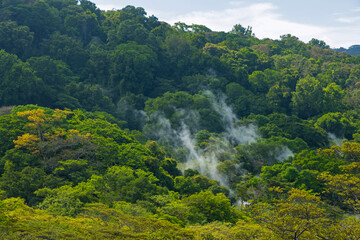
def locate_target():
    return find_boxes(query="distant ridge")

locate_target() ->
[334,45,360,56]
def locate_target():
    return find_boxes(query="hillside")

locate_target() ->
[334,45,360,56]
[0,1,360,239]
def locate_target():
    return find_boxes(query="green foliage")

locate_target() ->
[0,21,33,58]
[250,188,328,239]
[235,141,292,174]
[144,91,223,133]
[91,166,167,204]
[174,176,201,195]
[0,114,26,157]
[0,163,46,205]
[36,185,86,216]
[262,136,308,153]
[183,191,238,223]
[41,32,89,72]
[292,150,344,173]
[316,112,355,139]
[108,42,158,97]
[291,76,324,118]
[254,113,329,148]
[0,2,360,238]
[0,50,43,106]
[308,38,329,49]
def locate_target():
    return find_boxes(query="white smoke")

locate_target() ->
[204,90,259,145]
[206,68,218,78]
[328,132,344,146]
[180,125,231,188]
[143,112,179,147]
[178,91,260,190]
[144,91,293,194]
[275,146,294,162]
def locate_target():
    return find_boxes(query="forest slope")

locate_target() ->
[0,1,360,239]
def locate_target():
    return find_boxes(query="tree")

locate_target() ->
[231,24,253,37]
[108,42,158,97]
[41,32,89,73]
[249,71,269,93]
[35,183,93,216]
[316,112,355,139]
[251,188,328,240]
[164,34,193,76]
[63,5,103,44]
[0,21,33,58]
[63,82,116,113]
[291,76,324,118]
[90,166,166,204]
[266,82,292,113]
[183,191,237,223]
[0,114,26,158]
[308,38,329,49]
[108,19,151,45]
[279,34,307,54]
[26,56,77,107]
[174,176,201,195]
[0,50,43,106]
[318,171,360,213]
[4,1,62,42]
[0,161,46,205]
[322,83,345,113]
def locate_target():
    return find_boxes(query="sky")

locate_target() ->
[91,0,360,48]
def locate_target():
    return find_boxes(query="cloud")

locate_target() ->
[95,3,162,19]
[168,3,278,32]
[94,1,359,48]
[337,16,360,23]
[96,4,121,10]
[165,2,357,48]
[228,1,246,6]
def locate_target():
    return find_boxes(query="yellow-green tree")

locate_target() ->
[250,188,328,240]
[318,170,360,213]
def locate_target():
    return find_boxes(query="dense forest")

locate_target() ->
[1,0,360,239]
